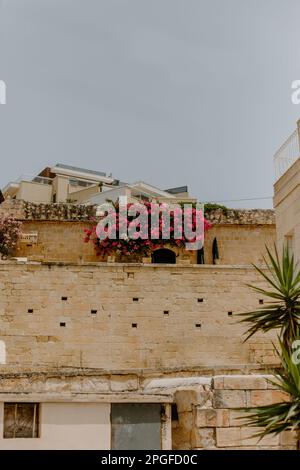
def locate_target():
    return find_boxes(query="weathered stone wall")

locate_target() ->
[0,199,96,221]
[0,200,276,265]
[0,201,285,450]
[171,375,296,450]
[0,200,275,225]
[0,262,277,371]
[205,208,275,225]
[204,225,275,265]
[0,371,294,450]
[16,220,97,263]
[13,220,276,265]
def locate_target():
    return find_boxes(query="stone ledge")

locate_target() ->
[0,259,265,270]
[213,375,272,390]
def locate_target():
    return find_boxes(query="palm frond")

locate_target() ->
[237,342,300,439]
[237,245,300,349]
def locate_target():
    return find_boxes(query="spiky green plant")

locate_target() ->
[237,245,300,350]
[236,246,300,448]
[241,341,300,447]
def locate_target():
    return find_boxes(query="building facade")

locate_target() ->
[274,119,300,259]
[0,161,296,449]
[2,163,196,206]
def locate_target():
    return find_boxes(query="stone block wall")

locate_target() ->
[0,200,275,226]
[0,371,295,450]
[172,375,297,450]
[0,262,278,371]
[204,225,275,265]
[0,200,276,265]
[16,220,97,263]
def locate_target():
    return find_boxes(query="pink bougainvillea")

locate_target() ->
[84,202,212,258]
[0,215,22,257]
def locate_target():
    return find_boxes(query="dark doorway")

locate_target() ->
[152,249,176,264]
[111,404,162,450]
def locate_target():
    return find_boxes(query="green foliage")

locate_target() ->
[0,215,22,256]
[237,245,300,446]
[237,245,300,349]
[203,203,228,215]
[241,341,300,439]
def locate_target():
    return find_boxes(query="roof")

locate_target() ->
[54,163,107,177]
[131,181,176,198]
[165,186,188,195]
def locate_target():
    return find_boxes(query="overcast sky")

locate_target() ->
[1,0,300,208]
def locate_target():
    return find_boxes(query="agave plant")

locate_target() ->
[237,245,300,448]
[242,341,300,447]
[238,245,300,350]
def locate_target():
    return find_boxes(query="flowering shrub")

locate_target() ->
[0,215,22,257]
[84,202,212,258]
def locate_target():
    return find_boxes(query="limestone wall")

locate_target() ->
[0,371,294,450]
[0,200,275,225]
[16,220,97,263]
[0,200,276,265]
[204,225,275,265]
[12,219,275,265]
[171,375,296,450]
[0,262,277,371]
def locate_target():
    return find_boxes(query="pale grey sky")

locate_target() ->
[1,0,300,208]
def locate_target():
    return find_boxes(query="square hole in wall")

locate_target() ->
[132,298,139,302]
[163,310,169,316]
[27,309,33,314]
[132,323,137,328]
[60,322,66,327]
[91,310,97,314]
[259,299,264,305]
[61,297,68,301]
[195,323,201,328]
[228,311,233,316]
[197,298,204,303]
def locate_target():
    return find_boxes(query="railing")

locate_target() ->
[274,129,300,181]
[16,175,53,185]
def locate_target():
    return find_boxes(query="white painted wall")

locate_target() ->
[17,181,52,203]
[89,186,131,205]
[0,402,111,450]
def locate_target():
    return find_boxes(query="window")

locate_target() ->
[69,178,93,188]
[3,403,39,438]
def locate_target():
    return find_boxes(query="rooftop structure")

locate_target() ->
[273,120,300,181]
[2,164,195,205]
[274,119,300,263]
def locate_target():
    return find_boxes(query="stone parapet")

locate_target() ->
[205,208,275,225]
[0,199,275,225]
